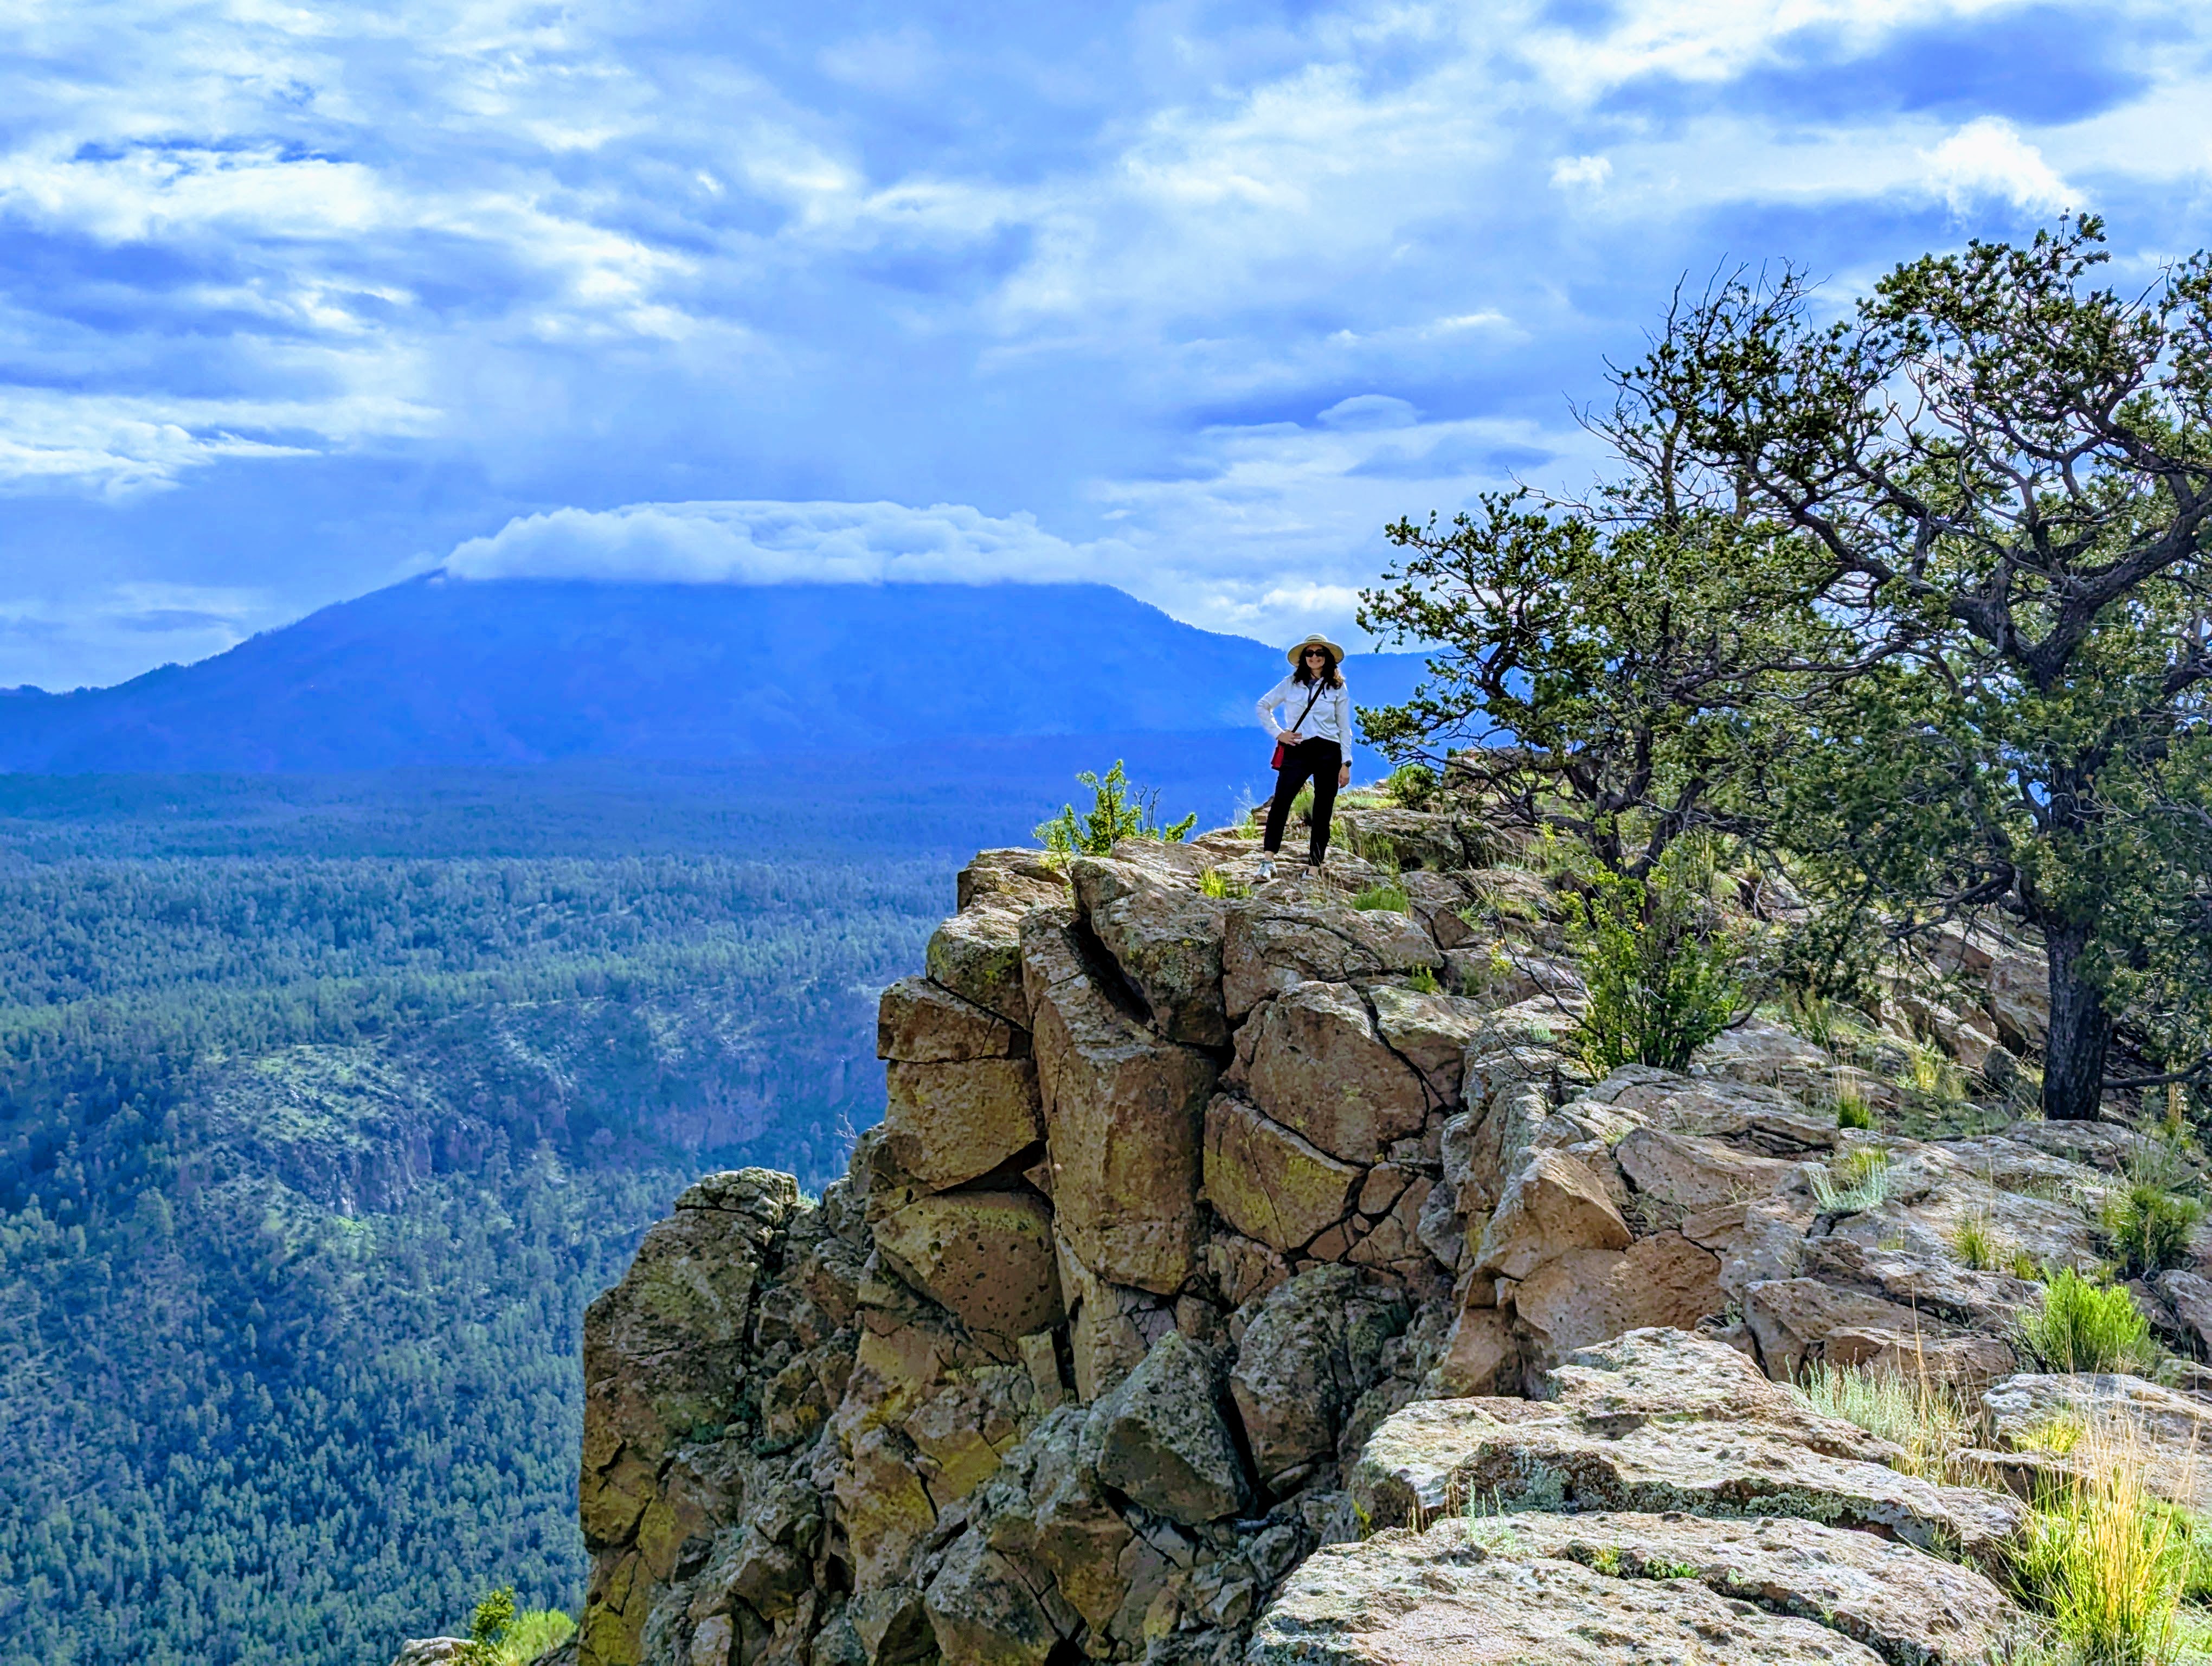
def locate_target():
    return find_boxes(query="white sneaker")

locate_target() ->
[1257,857,1275,880]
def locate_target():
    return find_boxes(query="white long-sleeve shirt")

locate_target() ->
[1257,672,1352,745]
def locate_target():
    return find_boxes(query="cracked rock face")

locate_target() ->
[1248,1510,2021,1666]
[551,825,2144,1666]
[1350,1330,2027,1566]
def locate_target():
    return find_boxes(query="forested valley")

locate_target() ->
[0,764,1084,1666]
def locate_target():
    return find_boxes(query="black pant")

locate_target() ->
[1263,738,1342,864]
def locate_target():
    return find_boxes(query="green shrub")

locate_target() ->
[2104,1184,2203,1279]
[1036,761,1197,855]
[1384,762,1439,809]
[500,1610,577,1665]
[1199,868,1249,900]
[457,1587,517,1666]
[1406,965,1439,994]
[1565,857,1744,1074]
[1811,1148,1892,1214]
[2018,1269,2158,1375]
[1835,1090,1875,1131]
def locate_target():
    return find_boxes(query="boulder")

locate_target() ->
[1680,1196,1816,1302]
[2159,1267,2212,1355]
[1229,1266,1405,1488]
[1743,1277,1987,1385]
[1256,1509,2025,1666]
[1089,1331,1251,1526]
[1070,856,1231,1046]
[1025,911,1217,1293]
[391,1643,468,1666]
[1612,1126,1803,1209]
[1432,1304,1517,1396]
[1471,1150,1631,1281]
[1234,981,1431,1164]
[873,1191,1063,1337]
[1220,896,1441,1021]
[1330,806,1469,872]
[1982,1373,2212,1508]
[1690,1020,1836,1100]
[1350,1329,2025,1564]
[877,976,1027,1062]
[1202,1095,1360,1255]
[1365,984,1490,1107]
[1249,1522,1895,1666]
[922,1530,1060,1666]
[881,1059,1041,1192]
[956,848,1069,912]
[1512,1233,1725,1366]
[582,1169,799,1533]
[928,901,1037,1027]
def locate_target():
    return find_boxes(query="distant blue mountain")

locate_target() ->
[0,577,1433,774]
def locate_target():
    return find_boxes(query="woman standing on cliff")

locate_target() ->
[1256,634,1353,880]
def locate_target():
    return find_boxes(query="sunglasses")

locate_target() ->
[1303,649,1329,659]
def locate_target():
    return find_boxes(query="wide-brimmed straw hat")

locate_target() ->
[1287,632,1347,665]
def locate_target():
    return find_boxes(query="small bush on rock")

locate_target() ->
[1384,762,1439,809]
[2018,1270,2158,1376]
[1353,879,1410,913]
[1835,1088,1876,1131]
[1036,761,1197,855]
[1566,856,1745,1073]
[2104,1184,2203,1279]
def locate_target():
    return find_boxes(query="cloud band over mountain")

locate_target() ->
[443,501,1118,587]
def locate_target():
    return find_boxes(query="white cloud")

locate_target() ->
[443,500,1122,586]
[1923,118,2079,215]
[1551,154,1612,188]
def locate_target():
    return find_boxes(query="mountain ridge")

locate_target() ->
[0,577,1429,775]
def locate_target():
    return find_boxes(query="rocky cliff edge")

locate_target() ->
[559,811,2205,1666]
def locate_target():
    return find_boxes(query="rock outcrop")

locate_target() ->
[559,804,2195,1666]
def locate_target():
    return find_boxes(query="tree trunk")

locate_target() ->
[2042,922,2114,1122]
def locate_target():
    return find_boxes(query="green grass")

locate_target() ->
[1199,867,1250,900]
[1835,1088,1876,1131]
[2104,1184,2203,1279]
[1951,1214,2004,1272]
[2018,1269,2159,1375]
[1811,1147,1892,1214]
[1797,1361,1967,1481]
[2013,1423,2191,1666]
[1353,879,1411,913]
[1406,965,1440,994]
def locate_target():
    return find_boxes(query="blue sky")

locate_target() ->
[2,0,2209,690]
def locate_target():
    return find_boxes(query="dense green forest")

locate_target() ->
[0,766,1045,1665]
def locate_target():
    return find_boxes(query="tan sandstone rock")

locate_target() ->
[1234,981,1431,1163]
[1024,910,1217,1293]
[1203,1095,1360,1255]
[1471,1149,1631,1281]
[1512,1233,1724,1367]
[1220,896,1441,1021]
[877,975,1027,1062]
[873,1191,1063,1338]
[1070,855,1231,1046]
[881,1059,1041,1192]
[1351,1328,2025,1564]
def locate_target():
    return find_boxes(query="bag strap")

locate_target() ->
[1283,680,1327,738]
